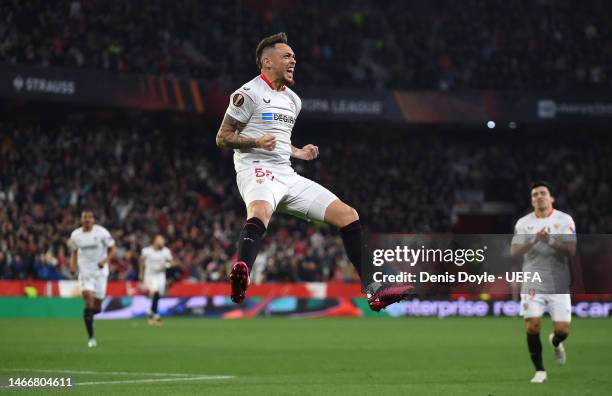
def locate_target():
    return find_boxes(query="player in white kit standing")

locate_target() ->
[69,210,116,347]
[139,235,174,326]
[511,182,577,383]
[215,32,411,311]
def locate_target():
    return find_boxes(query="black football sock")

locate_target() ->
[83,308,94,338]
[527,333,545,371]
[340,220,363,278]
[552,331,568,347]
[151,292,160,315]
[237,217,266,271]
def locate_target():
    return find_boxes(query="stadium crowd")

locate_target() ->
[0,0,609,90]
[0,123,609,282]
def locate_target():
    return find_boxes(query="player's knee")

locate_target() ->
[348,206,359,222]
[247,201,273,224]
[526,321,541,334]
[339,204,358,226]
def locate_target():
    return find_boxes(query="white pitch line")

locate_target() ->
[76,376,234,386]
[2,368,228,378]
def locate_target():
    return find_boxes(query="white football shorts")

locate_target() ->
[78,272,108,299]
[144,273,167,294]
[236,166,338,222]
[520,293,572,322]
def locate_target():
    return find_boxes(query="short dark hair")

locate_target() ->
[255,32,288,69]
[530,181,553,196]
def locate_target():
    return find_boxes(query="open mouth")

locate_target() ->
[287,68,294,77]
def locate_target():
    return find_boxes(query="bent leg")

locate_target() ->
[324,199,359,228]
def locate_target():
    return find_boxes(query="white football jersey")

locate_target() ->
[511,209,576,293]
[70,225,115,275]
[225,74,302,173]
[141,246,173,275]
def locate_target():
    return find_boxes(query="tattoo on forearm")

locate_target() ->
[216,114,258,149]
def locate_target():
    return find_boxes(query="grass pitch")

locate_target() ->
[1,317,611,395]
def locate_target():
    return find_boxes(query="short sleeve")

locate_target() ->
[165,248,173,261]
[225,90,255,124]
[68,233,78,251]
[101,228,115,248]
[562,216,576,235]
[558,215,577,244]
[294,95,302,117]
[511,221,528,245]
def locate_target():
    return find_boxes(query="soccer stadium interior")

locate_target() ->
[1,1,611,395]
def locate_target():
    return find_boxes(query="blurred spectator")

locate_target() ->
[0,122,609,283]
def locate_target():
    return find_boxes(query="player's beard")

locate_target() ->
[283,76,296,87]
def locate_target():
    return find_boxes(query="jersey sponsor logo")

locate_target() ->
[80,244,98,250]
[233,93,244,106]
[261,112,295,124]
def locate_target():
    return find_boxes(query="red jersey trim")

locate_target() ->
[260,73,285,91]
[534,208,555,218]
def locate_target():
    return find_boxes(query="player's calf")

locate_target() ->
[148,291,162,325]
[237,216,267,271]
[525,318,545,377]
[551,330,568,345]
[549,331,568,365]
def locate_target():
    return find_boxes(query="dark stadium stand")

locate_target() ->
[1,0,610,90]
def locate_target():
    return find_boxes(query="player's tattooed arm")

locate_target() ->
[216,114,276,151]
[291,144,319,160]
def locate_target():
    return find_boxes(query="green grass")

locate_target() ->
[0,317,611,395]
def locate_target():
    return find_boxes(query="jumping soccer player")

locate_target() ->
[511,182,577,383]
[69,210,116,347]
[215,32,411,311]
[139,235,174,326]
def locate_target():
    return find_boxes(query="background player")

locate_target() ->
[511,181,577,383]
[69,210,116,347]
[139,235,175,326]
[215,32,411,311]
